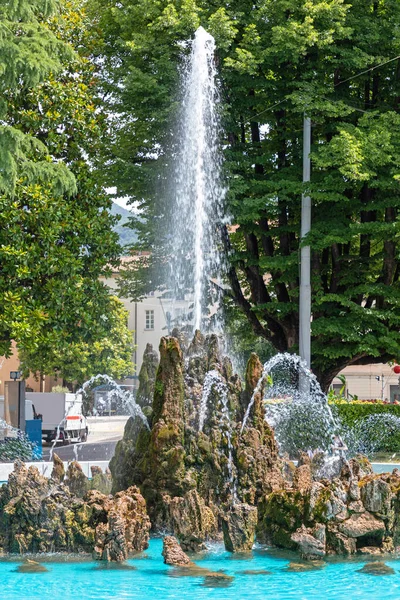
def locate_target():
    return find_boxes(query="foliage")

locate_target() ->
[0,0,76,195]
[19,296,134,385]
[331,398,400,422]
[51,385,70,393]
[224,300,276,376]
[0,436,34,462]
[91,0,400,390]
[110,203,138,248]
[331,398,400,453]
[0,0,133,384]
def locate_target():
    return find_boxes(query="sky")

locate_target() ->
[106,187,132,211]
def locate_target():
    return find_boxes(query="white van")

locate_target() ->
[26,392,88,444]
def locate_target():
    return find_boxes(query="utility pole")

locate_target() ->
[299,115,312,369]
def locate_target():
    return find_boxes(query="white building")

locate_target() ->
[332,363,400,402]
[101,256,190,386]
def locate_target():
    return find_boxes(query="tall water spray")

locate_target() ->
[170,27,226,331]
[241,353,339,457]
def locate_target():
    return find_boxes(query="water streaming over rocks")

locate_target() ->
[169,27,227,331]
[0,419,35,461]
[79,374,149,429]
[199,369,237,501]
[241,353,338,456]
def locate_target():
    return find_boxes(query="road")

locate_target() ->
[42,416,129,462]
[42,438,120,462]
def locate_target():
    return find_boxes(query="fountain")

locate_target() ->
[0,419,35,462]
[169,26,227,331]
[342,412,400,456]
[46,374,150,461]
[241,353,338,458]
[4,24,400,600]
[78,374,149,429]
[198,369,237,501]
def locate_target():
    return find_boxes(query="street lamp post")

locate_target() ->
[299,115,312,369]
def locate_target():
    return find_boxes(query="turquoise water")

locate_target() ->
[2,537,400,600]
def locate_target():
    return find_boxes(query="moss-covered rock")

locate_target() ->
[136,343,159,409]
[221,503,258,552]
[0,460,150,561]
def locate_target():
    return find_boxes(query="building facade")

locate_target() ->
[331,363,400,402]
[101,258,190,386]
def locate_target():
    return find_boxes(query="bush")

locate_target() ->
[330,398,400,424]
[51,385,70,393]
[330,399,400,453]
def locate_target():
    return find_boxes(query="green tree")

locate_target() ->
[0,0,133,383]
[19,296,133,385]
[0,0,76,194]
[92,0,400,390]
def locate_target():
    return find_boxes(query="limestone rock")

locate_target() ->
[90,486,151,561]
[239,353,263,421]
[360,477,392,517]
[348,500,365,513]
[357,562,395,575]
[150,337,186,500]
[51,454,65,483]
[341,455,373,482]
[110,414,150,493]
[327,527,356,555]
[94,511,126,562]
[162,536,192,566]
[293,463,313,494]
[90,466,112,495]
[17,560,48,573]
[187,330,205,357]
[168,490,217,552]
[106,331,400,560]
[286,561,325,572]
[0,461,150,561]
[221,503,257,553]
[110,335,287,546]
[136,343,159,409]
[338,512,385,540]
[291,525,326,559]
[358,546,384,556]
[66,461,89,498]
[348,480,361,501]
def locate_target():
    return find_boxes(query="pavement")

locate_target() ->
[41,415,129,462]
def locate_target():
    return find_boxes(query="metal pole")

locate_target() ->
[299,115,312,369]
[18,380,26,432]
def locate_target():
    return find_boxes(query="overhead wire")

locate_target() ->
[243,53,400,124]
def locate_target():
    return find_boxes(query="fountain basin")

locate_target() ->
[1,537,399,599]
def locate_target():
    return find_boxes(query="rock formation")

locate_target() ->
[162,535,193,566]
[0,459,150,560]
[167,489,217,552]
[221,503,258,552]
[110,332,287,551]
[136,343,159,412]
[258,456,400,559]
[109,331,400,559]
[91,487,151,561]
[162,535,234,585]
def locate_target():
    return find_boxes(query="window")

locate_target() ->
[145,310,154,330]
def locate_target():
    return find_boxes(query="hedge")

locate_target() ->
[330,400,400,424]
[330,399,400,453]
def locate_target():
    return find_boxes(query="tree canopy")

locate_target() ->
[91,0,400,389]
[0,0,133,383]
